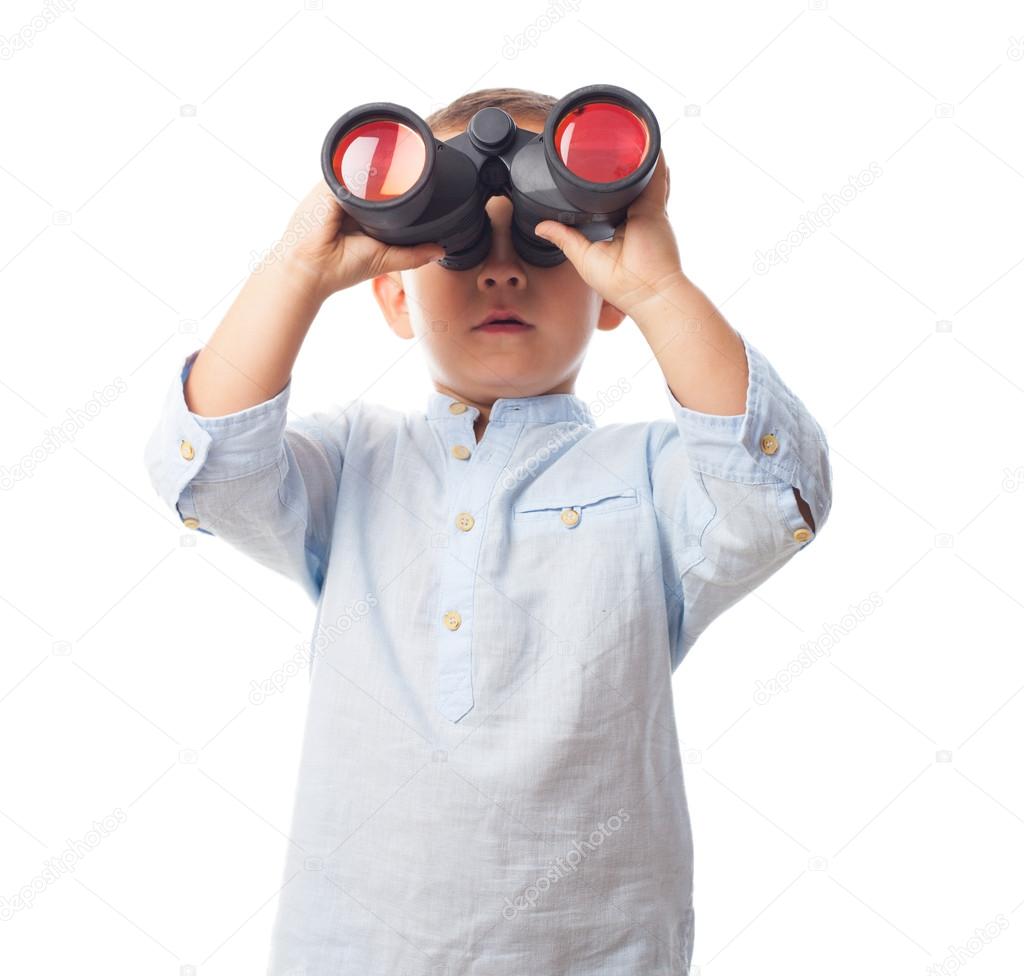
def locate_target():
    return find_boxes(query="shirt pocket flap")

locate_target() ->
[513,485,640,521]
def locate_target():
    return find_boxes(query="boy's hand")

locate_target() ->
[533,150,685,320]
[278,180,446,302]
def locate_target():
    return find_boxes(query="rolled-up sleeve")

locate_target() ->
[143,349,349,603]
[651,331,833,670]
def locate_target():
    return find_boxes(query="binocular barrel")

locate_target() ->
[320,84,660,270]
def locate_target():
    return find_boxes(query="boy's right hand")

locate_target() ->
[276,180,446,301]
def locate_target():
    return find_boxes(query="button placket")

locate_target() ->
[435,409,515,723]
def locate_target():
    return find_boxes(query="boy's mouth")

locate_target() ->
[473,309,535,333]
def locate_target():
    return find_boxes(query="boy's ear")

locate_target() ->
[595,299,627,332]
[371,271,414,339]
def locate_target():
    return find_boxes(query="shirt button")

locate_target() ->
[560,507,580,528]
[455,512,475,531]
[793,527,812,543]
[443,610,462,630]
[451,444,471,460]
[449,402,468,414]
[760,433,779,455]
[182,517,200,530]
[179,439,195,461]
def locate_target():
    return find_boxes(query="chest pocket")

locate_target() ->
[513,486,640,527]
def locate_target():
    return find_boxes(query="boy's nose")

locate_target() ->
[477,195,527,290]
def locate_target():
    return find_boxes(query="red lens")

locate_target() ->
[554,102,650,183]
[332,118,426,201]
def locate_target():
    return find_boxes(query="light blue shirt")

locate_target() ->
[143,331,832,975]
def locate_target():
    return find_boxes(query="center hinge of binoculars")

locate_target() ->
[478,156,510,191]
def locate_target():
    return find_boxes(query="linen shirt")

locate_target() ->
[143,331,832,975]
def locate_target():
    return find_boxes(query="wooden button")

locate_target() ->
[760,433,779,455]
[793,527,812,543]
[443,610,462,630]
[451,444,471,460]
[182,517,200,530]
[179,439,195,461]
[456,512,475,532]
[449,402,468,414]
[560,507,580,527]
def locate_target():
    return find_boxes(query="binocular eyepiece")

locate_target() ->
[320,84,660,271]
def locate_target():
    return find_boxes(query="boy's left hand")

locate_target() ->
[533,150,685,320]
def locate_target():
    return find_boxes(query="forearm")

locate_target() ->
[636,273,818,530]
[184,256,324,417]
[631,272,748,417]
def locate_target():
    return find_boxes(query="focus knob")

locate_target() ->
[467,107,516,155]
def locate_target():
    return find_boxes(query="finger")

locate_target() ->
[339,208,365,236]
[305,178,345,237]
[626,150,669,218]
[534,220,591,267]
[378,241,447,273]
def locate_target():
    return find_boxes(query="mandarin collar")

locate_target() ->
[426,389,595,427]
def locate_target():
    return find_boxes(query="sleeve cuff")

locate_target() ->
[663,331,832,528]
[143,348,292,512]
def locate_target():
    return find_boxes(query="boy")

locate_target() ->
[144,87,832,975]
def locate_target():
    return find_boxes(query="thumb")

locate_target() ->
[534,220,589,266]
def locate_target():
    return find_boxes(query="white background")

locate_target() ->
[1,0,1022,973]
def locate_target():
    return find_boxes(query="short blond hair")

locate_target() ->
[425,87,557,136]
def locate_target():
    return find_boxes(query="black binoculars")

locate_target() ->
[319,84,660,271]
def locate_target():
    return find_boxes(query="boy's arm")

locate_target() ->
[532,152,831,670]
[179,180,441,418]
[142,198,338,603]
[144,346,348,604]
[635,274,821,532]
[646,316,833,671]
[143,181,443,602]
[623,262,831,672]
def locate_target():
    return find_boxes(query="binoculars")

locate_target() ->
[319,84,660,271]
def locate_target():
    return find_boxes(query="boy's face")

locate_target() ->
[372,115,626,408]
